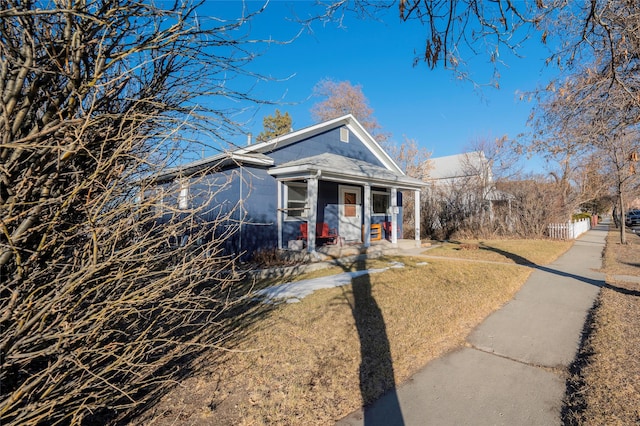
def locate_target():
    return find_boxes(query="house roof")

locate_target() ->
[429,151,489,180]
[239,114,404,175]
[153,114,405,183]
[268,153,425,190]
[428,152,514,201]
[154,152,274,183]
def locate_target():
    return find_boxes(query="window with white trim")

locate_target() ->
[372,190,389,215]
[286,182,308,219]
[178,181,189,209]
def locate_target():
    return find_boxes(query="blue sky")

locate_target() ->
[200,1,557,167]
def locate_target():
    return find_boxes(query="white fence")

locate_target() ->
[547,218,591,240]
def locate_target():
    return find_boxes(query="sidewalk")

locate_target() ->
[337,223,608,426]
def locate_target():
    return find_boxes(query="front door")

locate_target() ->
[339,185,362,242]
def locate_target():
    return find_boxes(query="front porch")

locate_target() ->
[268,153,425,254]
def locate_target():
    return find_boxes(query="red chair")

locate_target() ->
[298,222,341,246]
[383,221,397,240]
[316,222,340,245]
[298,223,309,241]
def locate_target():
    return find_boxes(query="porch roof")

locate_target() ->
[268,153,425,190]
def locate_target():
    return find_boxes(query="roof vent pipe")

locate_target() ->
[247,133,252,145]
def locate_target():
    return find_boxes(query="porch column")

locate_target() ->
[363,184,371,248]
[277,180,283,250]
[307,176,318,253]
[391,187,398,245]
[414,189,421,248]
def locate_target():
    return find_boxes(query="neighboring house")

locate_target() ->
[429,151,491,188]
[151,115,425,257]
[427,151,513,218]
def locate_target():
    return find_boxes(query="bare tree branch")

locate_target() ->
[0,1,278,424]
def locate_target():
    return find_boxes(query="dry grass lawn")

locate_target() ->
[563,228,640,425]
[424,239,571,265]
[139,239,572,425]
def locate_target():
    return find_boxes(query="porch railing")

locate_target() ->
[547,218,591,240]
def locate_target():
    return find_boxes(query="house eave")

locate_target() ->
[152,152,274,183]
[268,165,424,190]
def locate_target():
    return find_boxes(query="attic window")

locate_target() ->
[340,127,349,143]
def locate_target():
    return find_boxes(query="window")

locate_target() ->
[178,182,189,209]
[372,191,389,215]
[286,182,308,218]
[340,127,349,143]
[155,187,164,215]
[344,191,357,217]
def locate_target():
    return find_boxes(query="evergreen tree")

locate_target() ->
[256,109,292,142]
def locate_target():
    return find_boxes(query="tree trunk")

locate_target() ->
[619,188,626,244]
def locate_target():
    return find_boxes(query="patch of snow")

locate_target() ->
[256,264,405,303]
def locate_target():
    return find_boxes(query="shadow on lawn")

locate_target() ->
[481,242,607,288]
[336,256,404,426]
[477,243,536,266]
[604,281,640,297]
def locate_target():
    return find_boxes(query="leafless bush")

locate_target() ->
[421,175,566,240]
[459,243,479,250]
[0,1,275,424]
[1,173,271,425]
[421,185,477,240]
[496,178,565,238]
[247,247,301,268]
[421,154,495,240]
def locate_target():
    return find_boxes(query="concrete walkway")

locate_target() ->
[337,222,608,426]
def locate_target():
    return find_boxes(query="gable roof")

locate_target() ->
[154,115,405,182]
[239,114,403,174]
[268,153,424,190]
[429,151,490,180]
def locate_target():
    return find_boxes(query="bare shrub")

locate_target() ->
[422,175,494,240]
[247,247,301,268]
[421,175,565,240]
[0,1,274,424]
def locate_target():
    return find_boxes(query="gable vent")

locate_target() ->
[340,127,349,143]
